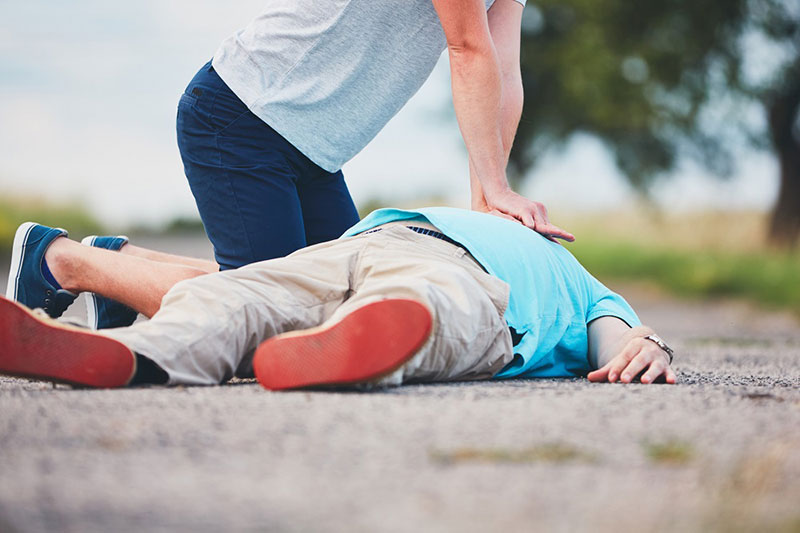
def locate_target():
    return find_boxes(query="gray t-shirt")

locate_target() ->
[213,0,525,172]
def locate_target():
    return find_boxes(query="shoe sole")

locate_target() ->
[5,222,37,302]
[0,296,136,388]
[254,299,432,391]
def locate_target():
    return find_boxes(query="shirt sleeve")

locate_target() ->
[513,0,527,5]
[586,290,642,328]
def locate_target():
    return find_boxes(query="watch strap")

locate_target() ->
[643,334,674,363]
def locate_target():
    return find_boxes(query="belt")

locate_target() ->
[363,225,468,252]
[406,226,467,249]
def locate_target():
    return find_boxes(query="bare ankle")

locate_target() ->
[44,237,82,292]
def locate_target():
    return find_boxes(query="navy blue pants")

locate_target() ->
[176,61,360,270]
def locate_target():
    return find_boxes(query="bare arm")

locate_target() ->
[470,0,524,213]
[432,0,574,241]
[586,316,676,384]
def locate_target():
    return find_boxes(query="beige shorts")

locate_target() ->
[103,224,513,386]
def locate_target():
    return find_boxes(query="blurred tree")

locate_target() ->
[511,0,800,246]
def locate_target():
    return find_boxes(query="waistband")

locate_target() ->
[362,225,468,252]
[361,224,490,274]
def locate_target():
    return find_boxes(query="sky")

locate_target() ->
[0,1,780,228]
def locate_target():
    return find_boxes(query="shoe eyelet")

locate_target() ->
[46,289,53,296]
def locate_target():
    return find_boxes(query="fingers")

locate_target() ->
[606,339,641,383]
[533,223,575,243]
[592,337,675,385]
[520,212,536,229]
[619,346,669,384]
[488,209,518,222]
[513,199,538,230]
[638,356,667,384]
[541,223,576,242]
[619,349,659,383]
[587,366,610,382]
[531,201,548,229]
[528,201,549,235]
[484,191,575,241]
[529,203,575,242]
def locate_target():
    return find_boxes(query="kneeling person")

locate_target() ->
[0,207,675,389]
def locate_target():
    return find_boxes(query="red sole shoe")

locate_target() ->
[254,298,432,391]
[0,296,135,388]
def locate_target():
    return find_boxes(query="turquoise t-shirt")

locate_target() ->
[342,207,641,379]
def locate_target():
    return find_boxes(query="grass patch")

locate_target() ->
[556,209,800,315]
[0,196,105,256]
[430,442,594,465]
[642,440,694,465]
[566,239,800,315]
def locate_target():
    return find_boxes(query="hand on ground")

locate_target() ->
[587,336,677,384]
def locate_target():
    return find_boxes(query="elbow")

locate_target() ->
[447,37,495,63]
[507,75,524,106]
[447,38,500,82]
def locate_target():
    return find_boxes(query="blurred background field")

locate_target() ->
[561,209,800,315]
[0,196,104,248]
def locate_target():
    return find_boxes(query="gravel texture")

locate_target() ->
[1,239,798,533]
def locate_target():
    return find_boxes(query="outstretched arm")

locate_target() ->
[586,316,676,384]
[432,0,574,242]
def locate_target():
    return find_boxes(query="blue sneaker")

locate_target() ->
[80,235,139,329]
[5,222,78,318]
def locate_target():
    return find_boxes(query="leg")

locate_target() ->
[119,244,218,273]
[78,235,217,329]
[101,236,367,385]
[335,228,514,386]
[296,169,360,246]
[253,227,514,390]
[0,235,367,387]
[177,62,310,269]
[45,237,207,318]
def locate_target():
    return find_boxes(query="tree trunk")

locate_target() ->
[767,61,800,248]
[769,139,800,247]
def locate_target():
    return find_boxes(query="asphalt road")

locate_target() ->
[1,236,798,532]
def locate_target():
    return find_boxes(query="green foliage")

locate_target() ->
[128,216,206,236]
[0,197,105,256]
[430,443,595,465]
[567,238,800,314]
[512,0,799,188]
[642,440,695,465]
[357,198,391,220]
[356,195,451,220]
[163,217,205,234]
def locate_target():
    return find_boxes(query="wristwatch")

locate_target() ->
[643,334,674,363]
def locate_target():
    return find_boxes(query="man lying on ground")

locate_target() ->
[1,207,675,390]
